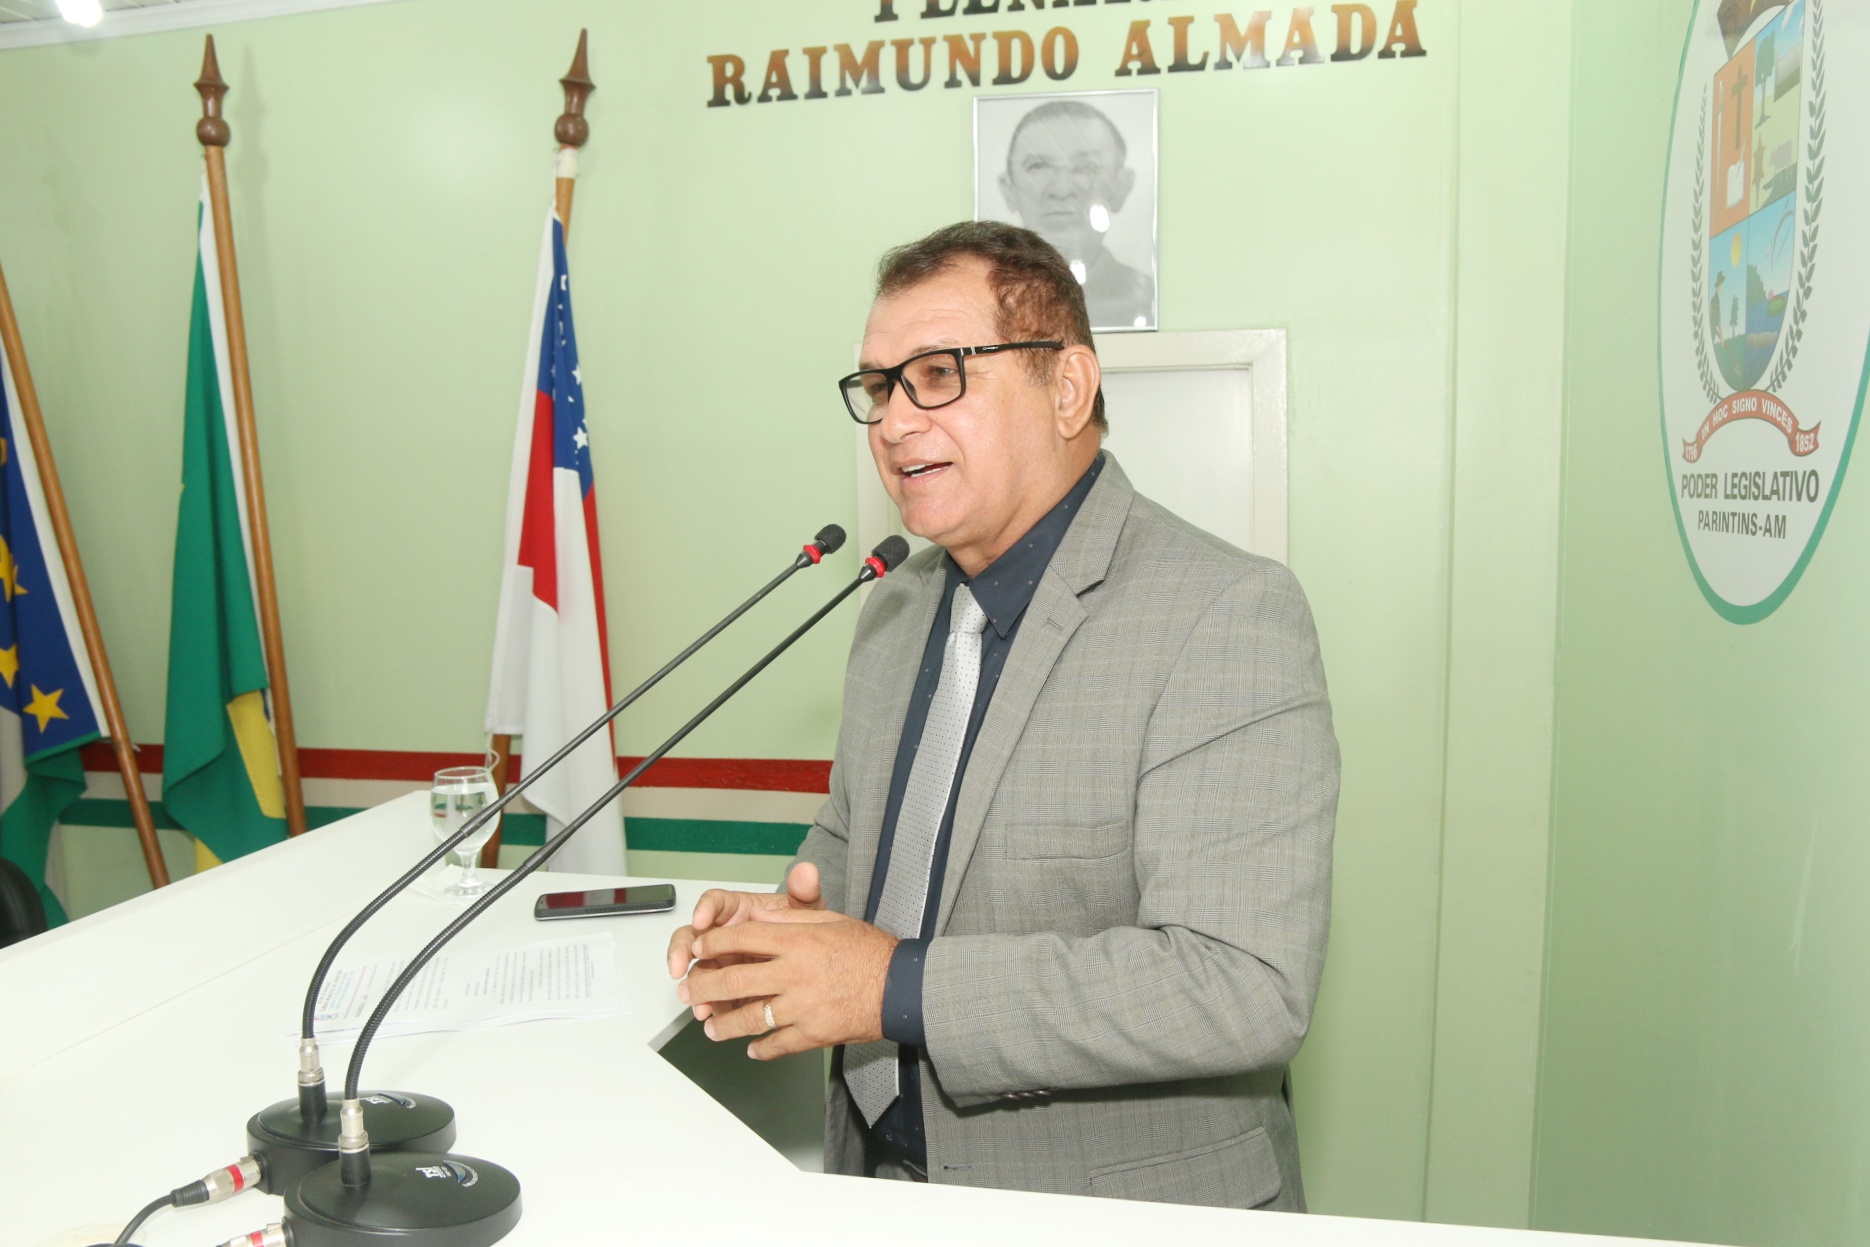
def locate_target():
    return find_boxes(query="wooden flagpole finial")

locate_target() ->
[195,35,230,148]
[548,30,593,237]
[556,30,594,149]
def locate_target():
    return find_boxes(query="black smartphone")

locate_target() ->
[533,884,678,921]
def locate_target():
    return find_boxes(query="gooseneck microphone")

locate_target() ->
[281,536,910,1247]
[245,525,845,1196]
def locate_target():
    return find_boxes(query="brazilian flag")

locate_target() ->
[161,187,287,869]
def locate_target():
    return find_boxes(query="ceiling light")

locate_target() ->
[57,0,104,28]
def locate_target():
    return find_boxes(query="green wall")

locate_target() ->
[1534,1,1870,1244]
[0,0,1580,1228]
[1427,0,1571,1226]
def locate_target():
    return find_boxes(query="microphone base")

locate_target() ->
[247,1091,457,1195]
[285,1152,521,1247]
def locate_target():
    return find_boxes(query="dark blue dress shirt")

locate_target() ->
[856,453,1105,1171]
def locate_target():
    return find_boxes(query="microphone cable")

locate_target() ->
[99,1194,167,1247]
[86,1158,263,1247]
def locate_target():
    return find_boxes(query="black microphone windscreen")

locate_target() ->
[815,524,847,555]
[873,535,911,572]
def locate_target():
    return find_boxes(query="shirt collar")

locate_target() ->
[946,452,1106,639]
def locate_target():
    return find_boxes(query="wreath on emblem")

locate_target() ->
[1766,0,1825,393]
[1689,0,1826,405]
[1691,98,1722,406]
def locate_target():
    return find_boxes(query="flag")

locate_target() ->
[0,293,111,927]
[161,180,287,869]
[485,212,623,875]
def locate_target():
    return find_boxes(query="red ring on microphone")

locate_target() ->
[863,555,888,579]
[227,1164,247,1192]
[802,543,823,565]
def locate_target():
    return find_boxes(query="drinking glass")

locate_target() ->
[431,765,500,899]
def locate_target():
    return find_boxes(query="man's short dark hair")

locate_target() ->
[875,220,1107,434]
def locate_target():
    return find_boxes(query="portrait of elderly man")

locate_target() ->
[988,95,1156,330]
[668,221,1336,1210]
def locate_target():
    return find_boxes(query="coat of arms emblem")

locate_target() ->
[1660,0,1868,622]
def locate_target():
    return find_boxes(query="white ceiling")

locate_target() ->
[0,0,406,46]
[0,0,187,21]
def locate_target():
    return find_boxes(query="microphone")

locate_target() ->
[244,525,846,1196]
[281,537,911,1247]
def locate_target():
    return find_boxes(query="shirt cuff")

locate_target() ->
[880,938,928,1047]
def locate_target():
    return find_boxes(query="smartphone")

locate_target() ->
[533,884,678,921]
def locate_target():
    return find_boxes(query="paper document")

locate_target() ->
[307,933,629,1040]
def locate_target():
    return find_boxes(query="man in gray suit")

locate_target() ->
[668,221,1337,1210]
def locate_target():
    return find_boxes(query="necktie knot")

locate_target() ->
[951,585,989,637]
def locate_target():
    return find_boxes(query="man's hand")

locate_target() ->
[678,907,899,1060]
[666,863,824,1022]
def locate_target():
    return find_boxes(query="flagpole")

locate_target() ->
[0,263,171,890]
[195,35,309,840]
[554,30,594,238]
[485,30,594,869]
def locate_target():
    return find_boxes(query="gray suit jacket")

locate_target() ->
[794,456,1338,1211]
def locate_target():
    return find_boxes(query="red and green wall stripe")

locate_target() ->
[74,744,825,855]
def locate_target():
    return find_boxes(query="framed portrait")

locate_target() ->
[974,88,1159,333]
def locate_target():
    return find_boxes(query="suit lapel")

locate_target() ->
[843,556,944,916]
[934,574,1085,933]
[933,456,1136,933]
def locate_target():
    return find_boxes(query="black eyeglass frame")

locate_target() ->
[838,340,1065,425]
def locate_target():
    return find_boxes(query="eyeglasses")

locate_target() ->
[838,341,1064,425]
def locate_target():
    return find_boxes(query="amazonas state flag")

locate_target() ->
[485,212,623,875]
[162,180,288,869]
[0,295,110,927]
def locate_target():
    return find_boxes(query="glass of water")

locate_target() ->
[431,765,500,899]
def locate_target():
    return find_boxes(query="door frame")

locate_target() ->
[1093,328,1289,564]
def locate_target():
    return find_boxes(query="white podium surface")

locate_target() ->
[2,795,1671,1247]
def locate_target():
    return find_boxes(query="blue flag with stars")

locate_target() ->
[0,315,107,928]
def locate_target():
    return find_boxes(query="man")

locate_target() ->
[997,100,1154,329]
[667,221,1337,1210]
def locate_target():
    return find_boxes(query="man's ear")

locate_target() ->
[1104,166,1137,214]
[998,173,1019,216]
[1053,345,1101,440]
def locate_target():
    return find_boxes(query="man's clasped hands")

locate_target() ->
[664,863,899,1060]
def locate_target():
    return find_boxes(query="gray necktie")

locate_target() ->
[844,583,990,1128]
